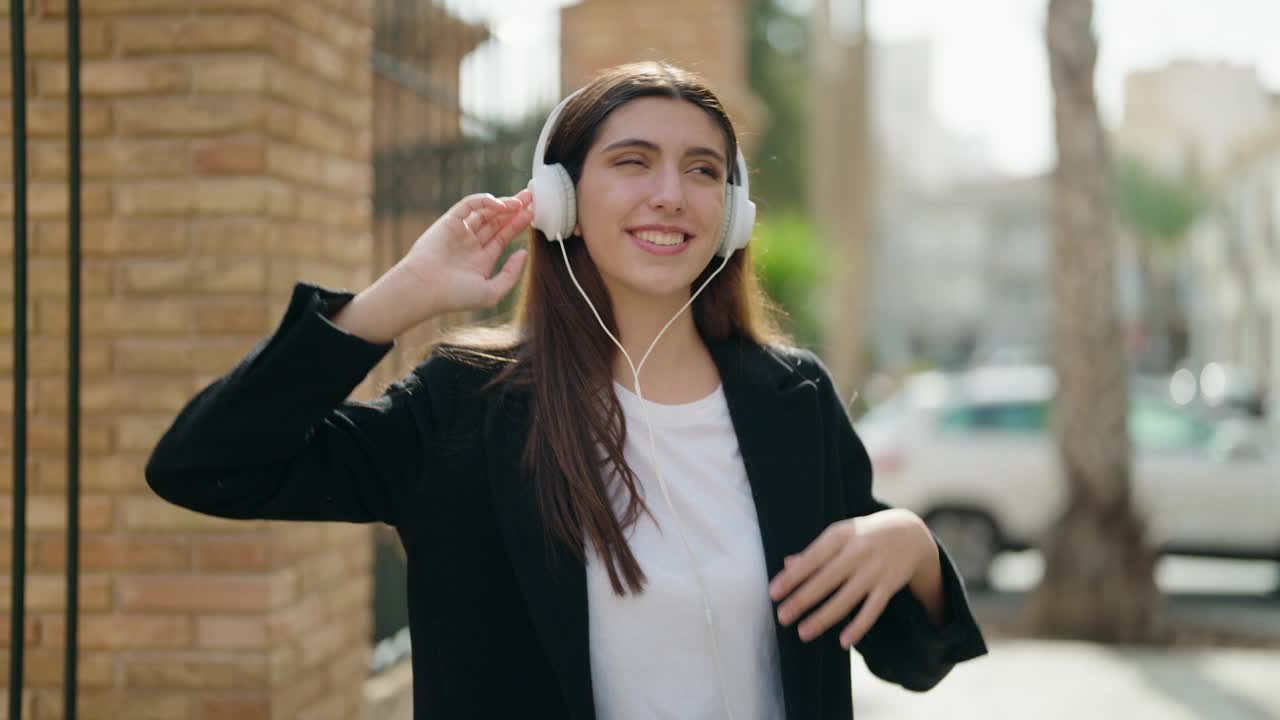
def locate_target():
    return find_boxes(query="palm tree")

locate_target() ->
[1027,0,1161,641]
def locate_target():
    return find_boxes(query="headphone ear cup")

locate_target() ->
[735,196,756,253]
[716,185,756,257]
[716,185,736,257]
[528,163,577,241]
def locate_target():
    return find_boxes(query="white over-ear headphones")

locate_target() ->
[527,89,756,258]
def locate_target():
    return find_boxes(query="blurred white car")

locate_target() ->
[857,365,1280,588]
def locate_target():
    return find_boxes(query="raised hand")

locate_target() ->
[396,189,534,316]
[330,190,534,344]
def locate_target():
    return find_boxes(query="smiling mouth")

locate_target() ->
[631,229,688,246]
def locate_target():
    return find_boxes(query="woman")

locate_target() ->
[147,62,986,719]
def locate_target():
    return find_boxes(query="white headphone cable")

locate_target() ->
[554,233,739,720]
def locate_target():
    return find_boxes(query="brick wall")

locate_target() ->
[0,2,376,718]
[560,0,765,149]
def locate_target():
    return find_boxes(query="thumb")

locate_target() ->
[486,249,528,305]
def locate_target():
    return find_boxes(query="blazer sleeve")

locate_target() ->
[146,281,450,528]
[806,352,988,691]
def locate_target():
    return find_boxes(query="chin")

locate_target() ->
[617,269,703,302]
[596,239,718,302]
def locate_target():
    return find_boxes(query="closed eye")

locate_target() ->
[614,158,720,180]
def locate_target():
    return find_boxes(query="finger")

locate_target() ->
[769,529,842,602]
[797,571,873,642]
[465,207,503,242]
[515,188,533,207]
[486,248,528,305]
[840,587,891,649]
[484,207,534,251]
[446,193,504,222]
[467,204,523,244]
[776,544,855,628]
[461,209,486,237]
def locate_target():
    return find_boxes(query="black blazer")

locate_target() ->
[146,282,987,719]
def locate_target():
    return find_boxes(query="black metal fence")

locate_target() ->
[370,0,555,242]
[7,1,82,718]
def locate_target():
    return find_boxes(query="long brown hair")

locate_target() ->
[439,62,786,595]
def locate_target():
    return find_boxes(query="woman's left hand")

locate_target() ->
[768,508,939,649]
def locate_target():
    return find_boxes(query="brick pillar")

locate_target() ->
[1,2,375,719]
[560,0,766,149]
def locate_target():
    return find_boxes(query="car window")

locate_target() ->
[1128,400,1215,451]
[939,401,1049,433]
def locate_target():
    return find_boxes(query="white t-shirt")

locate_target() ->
[585,381,786,720]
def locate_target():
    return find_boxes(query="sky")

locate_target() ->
[445,0,1280,177]
[863,0,1280,176]
[444,0,568,131]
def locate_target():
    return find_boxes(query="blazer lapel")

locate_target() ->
[484,387,595,720]
[709,337,828,720]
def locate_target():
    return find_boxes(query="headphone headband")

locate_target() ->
[530,89,582,180]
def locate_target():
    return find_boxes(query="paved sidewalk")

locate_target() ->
[852,639,1280,720]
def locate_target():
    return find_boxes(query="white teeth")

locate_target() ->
[634,230,686,246]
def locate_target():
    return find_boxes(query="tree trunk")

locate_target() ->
[1027,0,1162,642]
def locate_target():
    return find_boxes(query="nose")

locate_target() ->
[647,163,686,213]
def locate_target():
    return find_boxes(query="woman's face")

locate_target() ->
[573,97,730,304]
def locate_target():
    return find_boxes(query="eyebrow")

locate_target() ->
[600,138,726,165]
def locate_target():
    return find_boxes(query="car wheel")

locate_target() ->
[926,510,999,590]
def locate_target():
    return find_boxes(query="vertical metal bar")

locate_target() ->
[64,0,81,716]
[8,0,29,715]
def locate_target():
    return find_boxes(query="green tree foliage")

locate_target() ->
[748,0,824,349]
[753,211,824,348]
[1114,155,1208,250]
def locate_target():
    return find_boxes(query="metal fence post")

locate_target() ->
[65,1,82,716]
[7,2,81,716]
[8,0,30,711]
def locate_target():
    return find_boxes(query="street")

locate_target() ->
[852,639,1280,720]
[852,554,1280,719]
[984,551,1280,640]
